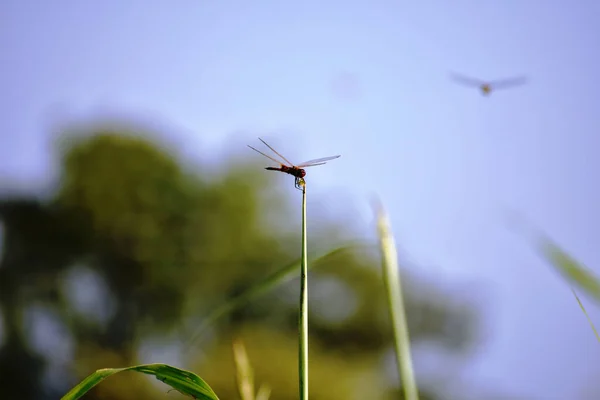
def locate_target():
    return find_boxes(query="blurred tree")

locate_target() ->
[0,119,481,400]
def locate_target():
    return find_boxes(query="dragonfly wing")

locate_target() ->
[450,72,486,87]
[490,76,528,90]
[301,162,327,168]
[258,138,295,167]
[297,155,341,167]
[247,145,287,166]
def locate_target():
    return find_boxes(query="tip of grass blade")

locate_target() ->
[542,240,600,303]
[232,339,272,400]
[256,384,272,400]
[505,209,600,343]
[373,198,419,400]
[233,339,255,400]
[506,210,600,304]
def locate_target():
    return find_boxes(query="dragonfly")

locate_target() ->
[247,138,341,190]
[450,72,528,96]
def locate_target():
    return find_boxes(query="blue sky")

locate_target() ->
[2,1,599,398]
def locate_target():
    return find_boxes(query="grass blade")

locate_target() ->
[571,289,600,342]
[506,210,600,303]
[299,182,309,400]
[233,340,256,400]
[541,238,600,303]
[506,210,600,342]
[232,338,272,400]
[61,363,219,400]
[256,385,272,400]
[185,243,360,349]
[374,200,418,400]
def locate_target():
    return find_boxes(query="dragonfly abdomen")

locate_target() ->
[266,166,306,178]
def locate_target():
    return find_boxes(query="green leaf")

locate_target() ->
[506,210,600,304]
[61,363,219,400]
[184,243,363,349]
[541,238,600,304]
[507,211,600,341]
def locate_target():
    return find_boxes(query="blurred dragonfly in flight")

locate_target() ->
[450,72,528,96]
[247,138,340,190]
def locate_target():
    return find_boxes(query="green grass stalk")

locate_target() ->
[375,201,418,400]
[299,181,309,400]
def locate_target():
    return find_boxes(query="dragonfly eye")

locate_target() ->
[300,169,306,177]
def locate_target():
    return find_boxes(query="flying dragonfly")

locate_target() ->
[450,72,528,96]
[247,138,341,190]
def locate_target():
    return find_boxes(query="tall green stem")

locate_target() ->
[298,183,309,400]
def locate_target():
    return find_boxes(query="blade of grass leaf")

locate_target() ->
[506,210,600,304]
[61,363,219,400]
[232,339,272,400]
[506,210,600,343]
[571,289,600,342]
[541,238,600,303]
[233,340,255,400]
[374,200,418,400]
[256,384,272,400]
[185,243,362,349]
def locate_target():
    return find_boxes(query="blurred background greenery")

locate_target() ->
[1,118,518,400]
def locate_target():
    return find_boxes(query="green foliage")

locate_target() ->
[0,120,480,400]
[57,131,204,285]
[60,363,219,400]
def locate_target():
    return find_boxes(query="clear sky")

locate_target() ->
[2,1,599,398]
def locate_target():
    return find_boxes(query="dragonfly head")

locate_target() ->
[299,169,306,178]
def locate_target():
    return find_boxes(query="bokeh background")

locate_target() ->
[1,1,599,399]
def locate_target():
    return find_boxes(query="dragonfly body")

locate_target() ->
[248,138,339,190]
[480,84,492,95]
[450,72,528,96]
[266,165,306,179]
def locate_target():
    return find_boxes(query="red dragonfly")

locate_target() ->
[248,138,341,190]
[450,72,528,96]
